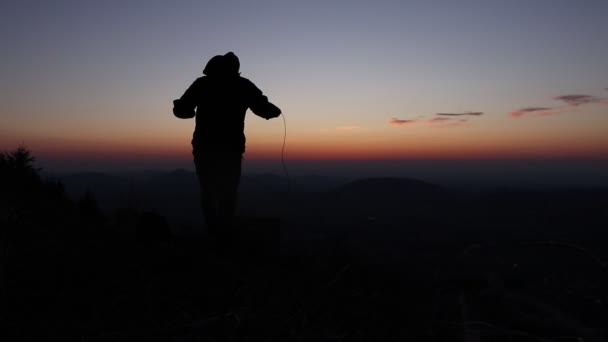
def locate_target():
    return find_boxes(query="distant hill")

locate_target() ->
[55,170,290,222]
[318,177,447,223]
[143,169,198,193]
[59,172,129,195]
[54,172,460,230]
[332,177,443,199]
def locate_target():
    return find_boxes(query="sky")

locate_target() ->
[1,0,608,175]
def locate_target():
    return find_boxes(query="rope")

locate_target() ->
[280,112,290,197]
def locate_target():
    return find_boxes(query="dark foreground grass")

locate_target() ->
[2,217,608,342]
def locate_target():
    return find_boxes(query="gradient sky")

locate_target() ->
[1,0,607,172]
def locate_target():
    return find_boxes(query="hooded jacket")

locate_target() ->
[173,52,281,155]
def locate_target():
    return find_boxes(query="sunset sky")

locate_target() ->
[1,0,607,173]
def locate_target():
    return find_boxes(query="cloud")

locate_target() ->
[428,111,482,126]
[430,118,468,127]
[553,94,603,106]
[389,117,417,126]
[389,115,473,127]
[510,107,556,118]
[435,112,483,116]
[429,117,452,122]
[335,125,360,130]
[510,92,608,118]
[389,110,483,127]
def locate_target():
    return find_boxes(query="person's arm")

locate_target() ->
[173,78,202,119]
[247,80,281,120]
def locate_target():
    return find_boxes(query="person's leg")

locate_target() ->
[217,154,242,225]
[194,154,219,237]
[212,154,242,250]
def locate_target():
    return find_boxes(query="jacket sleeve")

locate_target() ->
[173,78,202,119]
[246,80,281,120]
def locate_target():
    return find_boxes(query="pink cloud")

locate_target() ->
[510,107,556,118]
[435,112,483,117]
[389,117,417,126]
[389,116,472,127]
[553,94,603,106]
[429,117,451,122]
[429,118,468,127]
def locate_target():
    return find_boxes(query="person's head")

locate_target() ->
[223,51,240,75]
[202,52,240,77]
[203,55,224,77]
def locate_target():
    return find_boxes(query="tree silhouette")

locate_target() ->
[0,145,39,174]
[0,146,70,234]
[0,145,41,193]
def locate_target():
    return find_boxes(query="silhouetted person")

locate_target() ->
[173,52,281,246]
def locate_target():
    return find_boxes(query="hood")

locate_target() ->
[203,51,240,77]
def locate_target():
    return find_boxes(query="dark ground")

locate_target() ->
[2,160,608,341]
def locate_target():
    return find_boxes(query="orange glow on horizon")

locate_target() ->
[3,117,607,166]
[14,135,607,163]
